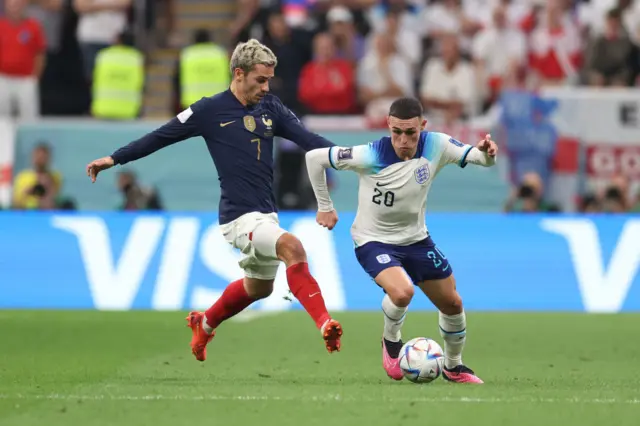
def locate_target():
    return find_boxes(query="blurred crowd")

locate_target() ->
[2,0,639,213]
[225,0,640,124]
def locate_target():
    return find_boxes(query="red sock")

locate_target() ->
[286,262,331,329]
[204,279,255,330]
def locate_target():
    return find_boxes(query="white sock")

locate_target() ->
[382,294,407,342]
[439,310,466,369]
[202,316,214,334]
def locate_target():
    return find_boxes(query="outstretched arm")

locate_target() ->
[111,108,203,165]
[87,102,205,182]
[439,133,498,169]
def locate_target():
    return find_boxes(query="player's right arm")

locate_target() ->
[305,144,375,228]
[86,99,207,182]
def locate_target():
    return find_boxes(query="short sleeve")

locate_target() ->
[434,132,474,168]
[328,145,375,172]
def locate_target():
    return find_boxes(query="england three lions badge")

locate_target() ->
[415,164,430,184]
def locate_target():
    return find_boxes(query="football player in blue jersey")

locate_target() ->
[86,39,343,362]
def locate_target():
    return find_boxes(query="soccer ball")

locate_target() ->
[399,337,444,383]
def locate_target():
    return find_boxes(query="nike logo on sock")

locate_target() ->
[308,292,320,298]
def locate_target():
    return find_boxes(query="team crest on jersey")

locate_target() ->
[338,148,353,160]
[261,115,273,137]
[449,137,464,147]
[243,115,256,132]
[376,254,391,264]
[414,164,430,184]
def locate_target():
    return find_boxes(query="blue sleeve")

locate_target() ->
[272,99,335,151]
[110,99,206,165]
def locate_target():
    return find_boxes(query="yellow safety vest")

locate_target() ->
[180,43,229,107]
[91,45,144,120]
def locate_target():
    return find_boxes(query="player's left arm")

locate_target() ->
[440,133,498,169]
[272,100,335,150]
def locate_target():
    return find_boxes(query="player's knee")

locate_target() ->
[244,279,274,299]
[389,285,414,307]
[276,233,307,265]
[440,292,463,315]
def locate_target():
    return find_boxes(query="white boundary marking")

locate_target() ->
[1,394,639,405]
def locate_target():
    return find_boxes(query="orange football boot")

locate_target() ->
[321,319,343,353]
[185,311,214,361]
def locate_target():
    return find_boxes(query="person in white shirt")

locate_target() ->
[305,97,497,384]
[73,0,132,81]
[420,34,476,124]
[358,33,414,105]
[472,4,527,106]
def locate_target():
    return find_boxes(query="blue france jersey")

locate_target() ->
[110,90,334,224]
[327,131,473,246]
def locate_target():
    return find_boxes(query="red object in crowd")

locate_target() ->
[0,16,46,76]
[298,59,356,114]
[528,25,582,81]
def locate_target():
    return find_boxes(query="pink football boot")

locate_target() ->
[442,365,484,384]
[382,338,404,381]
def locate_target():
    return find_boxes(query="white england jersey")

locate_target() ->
[327,131,476,247]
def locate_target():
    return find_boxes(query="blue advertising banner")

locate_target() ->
[1,212,639,313]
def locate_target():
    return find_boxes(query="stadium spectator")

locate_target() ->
[422,0,482,53]
[601,185,627,213]
[11,143,62,210]
[0,0,46,119]
[326,5,365,63]
[263,12,311,113]
[27,0,64,55]
[578,193,602,213]
[504,171,560,212]
[579,0,640,45]
[298,32,356,114]
[357,32,413,121]
[73,0,132,83]
[91,31,144,120]
[116,170,163,211]
[173,29,229,113]
[529,0,582,86]
[229,0,277,46]
[367,0,424,37]
[419,34,476,125]
[585,8,635,87]
[472,3,527,107]
[367,9,421,69]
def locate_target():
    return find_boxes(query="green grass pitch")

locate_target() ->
[1,311,639,425]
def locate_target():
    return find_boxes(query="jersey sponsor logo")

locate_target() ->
[338,148,353,160]
[375,182,390,187]
[243,115,256,132]
[414,164,430,184]
[376,254,391,264]
[449,138,464,148]
[220,121,235,127]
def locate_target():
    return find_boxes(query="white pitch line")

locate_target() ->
[1,394,639,405]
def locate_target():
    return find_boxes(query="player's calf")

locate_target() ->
[418,275,482,383]
[277,233,332,328]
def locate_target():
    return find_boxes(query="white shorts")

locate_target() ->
[219,212,287,280]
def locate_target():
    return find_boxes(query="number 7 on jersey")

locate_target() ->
[251,138,261,160]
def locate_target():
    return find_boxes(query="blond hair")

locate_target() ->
[230,39,278,74]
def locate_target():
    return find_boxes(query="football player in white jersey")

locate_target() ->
[305,97,497,384]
